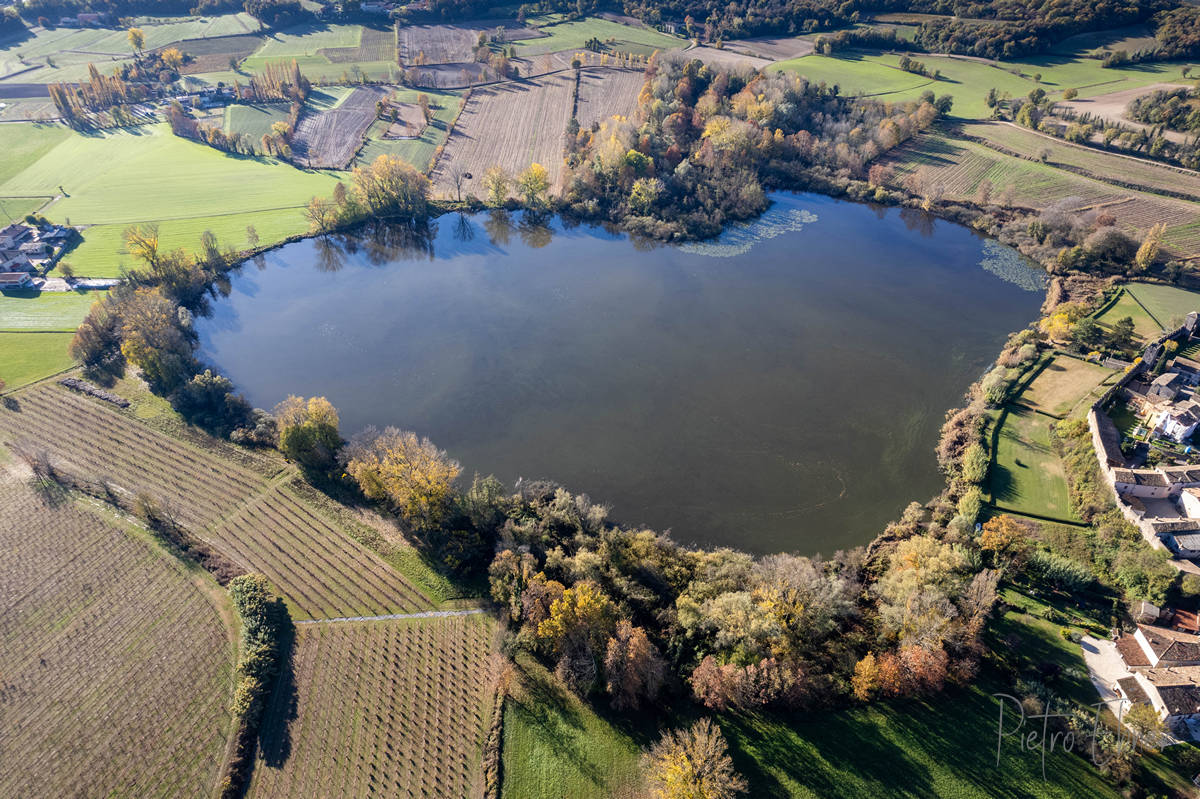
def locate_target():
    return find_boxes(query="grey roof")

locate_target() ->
[1154,372,1183,387]
[1169,533,1200,550]
[1156,684,1200,716]
[1139,624,1200,663]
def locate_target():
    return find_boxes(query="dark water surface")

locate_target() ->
[197,193,1044,555]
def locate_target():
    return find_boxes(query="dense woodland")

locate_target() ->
[559,56,948,239]
[1128,85,1200,133]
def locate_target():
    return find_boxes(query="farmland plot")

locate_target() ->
[320,25,396,63]
[398,21,542,65]
[0,382,436,619]
[433,73,574,198]
[576,68,645,128]
[291,85,388,168]
[169,33,264,74]
[886,132,1200,257]
[0,474,234,798]
[249,614,498,799]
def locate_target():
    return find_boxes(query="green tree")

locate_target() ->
[1107,316,1137,352]
[482,165,510,207]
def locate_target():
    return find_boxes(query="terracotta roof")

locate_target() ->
[1139,624,1200,664]
[1117,634,1151,668]
[1117,676,1151,705]
[1168,608,1200,634]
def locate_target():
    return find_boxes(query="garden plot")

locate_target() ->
[575,67,644,128]
[319,25,395,63]
[730,35,816,61]
[684,46,773,69]
[248,614,498,799]
[432,72,574,198]
[291,85,388,168]
[167,33,264,73]
[0,473,234,799]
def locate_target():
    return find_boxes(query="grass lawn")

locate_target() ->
[1094,289,1162,341]
[775,53,933,96]
[357,88,463,171]
[0,332,74,389]
[1125,283,1200,332]
[989,404,1077,522]
[0,123,70,186]
[1017,355,1116,419]
[511,17,682,56]
[502,653,645,799]
[0,289,106,331]
[0,196,51,220]
[223,102,291,142]
[0,123,340,277]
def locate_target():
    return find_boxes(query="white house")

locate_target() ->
[0,272,32,289]
[1154,400,1200,443]
[1114,624,1200,725]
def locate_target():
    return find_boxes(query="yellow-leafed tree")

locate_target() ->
[344,426,460,523]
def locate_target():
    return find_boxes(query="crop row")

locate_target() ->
[0,384,262,526]
[0,477,233,799]
[249,615,495,798]
[207,484,432,619]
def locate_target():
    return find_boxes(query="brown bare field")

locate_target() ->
[320,26,396,64]
[685,45,774,69]
[398,21,542,65]
[0,472,235,798]
[885,132,1200,257]
[432,72,575,197]
[382,101,427,138]
[576,67,644,128]
[169,33,264,74]
[248,614,498,798]
[292,85,388,169]
[0,382,436,620]
[729,35,816,61]
[407,61,491,89]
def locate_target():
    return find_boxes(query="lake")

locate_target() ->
[196,193,1045,555]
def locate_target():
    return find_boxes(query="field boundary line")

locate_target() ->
[1123,285,1166,330]
[295,608,486,624]
[991,120,1200,182]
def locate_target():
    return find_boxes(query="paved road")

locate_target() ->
[295,608,486,625]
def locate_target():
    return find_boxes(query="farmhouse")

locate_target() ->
[1112,624,1200,728]
[0,272,33,289]
[1155,400,1200,443]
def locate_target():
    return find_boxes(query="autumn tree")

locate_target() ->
[516,162,550,209]
[118,287,197,392]
[604,621,667,711]
[537,580,616,692]
[979,515,1029,567]
[161,48,184,70]
[128,27,145,55]
[482,165,510,207]
[274,395,341,473]
[343,426,461,524]
[851,652,880,701]
[124,223,161,268]
[1135,222,1167,273]
[350,154,430,219]
[644,718,747,799]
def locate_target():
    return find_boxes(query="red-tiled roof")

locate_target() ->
[1117,634,1151,668]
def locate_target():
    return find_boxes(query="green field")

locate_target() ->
[0,290,106,331]
[501,654,644,799]
[0,196,51,220]
[990,403,1076,522]
[1125,283,1200,331]
[775,51,1195,120]
[0,331,75,389]
[223,102,292,143]
[511,17,682,56]
[0,123,340,277]
[357,88,463,171]
[1094,289,1165,340]
[237,23,401,82]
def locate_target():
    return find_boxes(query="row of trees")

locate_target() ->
[1128,86,1200,133]
[48,63,147,128]
[305,154,432,233]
